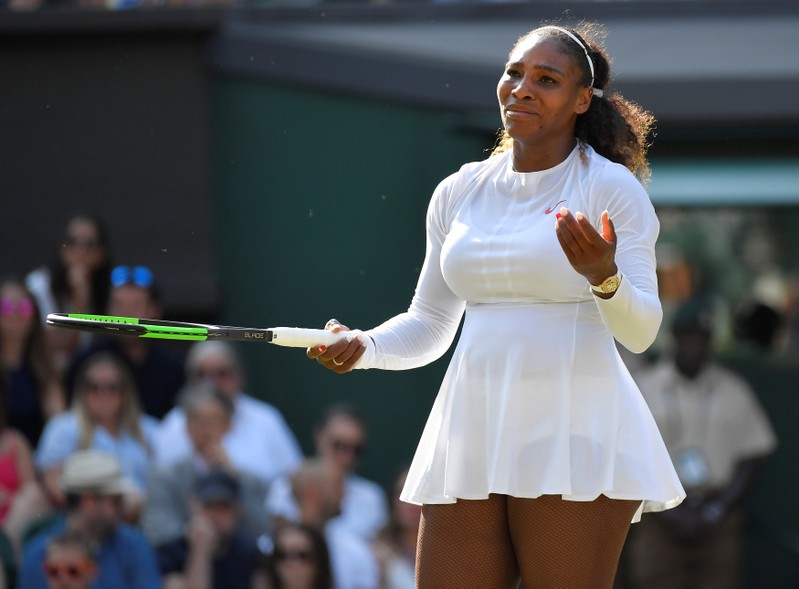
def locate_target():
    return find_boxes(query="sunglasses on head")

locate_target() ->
[43,560,95,579]
[273,549,315,563]
[111,265,154,289]
[0,298,34,318]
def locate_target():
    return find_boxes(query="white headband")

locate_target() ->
[539,26,603,98]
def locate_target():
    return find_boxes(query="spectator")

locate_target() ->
[256,523,333,589]
[289,458,378,589]
[0,277,65,446]
[26,215,113,372]
[36,351,157,522]
[65,265,185,420]
[625,298,778,589]
[372,467,419,589]
[156,469,260,589]
[0,369,46,558]
[142,382,269,546]
[42,531,98,589]
[266,403,387,543]
[19,450,161,589]
[154,340,302,488]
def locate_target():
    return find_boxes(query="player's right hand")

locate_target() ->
[307,318,366,374]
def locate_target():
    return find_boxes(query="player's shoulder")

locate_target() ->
[432,151,507,209]
[583,146,645,191]
[446,151,505,187]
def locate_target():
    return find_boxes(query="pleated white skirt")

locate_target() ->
[399,301,685,522]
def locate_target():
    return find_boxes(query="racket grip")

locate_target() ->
[268,327,352,348]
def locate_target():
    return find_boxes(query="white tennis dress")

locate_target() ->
[355,144,685,521]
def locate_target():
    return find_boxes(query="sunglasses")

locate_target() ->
[331,438,363,457]
[274,549,315,563]
[0,298,34,318]
[111,265,154,289]
[64,236,101,250]
[43,560,95,579]
[196,367,235,380]
[85,379,124,394]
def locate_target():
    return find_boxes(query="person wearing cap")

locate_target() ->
[63,264,185,420]
[155,468,260,589]
[625,297,778,588]
[19,449,161,589]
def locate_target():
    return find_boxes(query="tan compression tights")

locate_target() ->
[416,494,640,589]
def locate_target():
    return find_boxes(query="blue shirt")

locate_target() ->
[20,517,162,589]
[35,411,157,492]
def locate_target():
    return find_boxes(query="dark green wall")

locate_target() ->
[209,75,494,489]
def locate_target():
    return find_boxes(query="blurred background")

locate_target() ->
[1,0,798,585]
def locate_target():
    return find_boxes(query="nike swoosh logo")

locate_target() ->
[545,200,566,215]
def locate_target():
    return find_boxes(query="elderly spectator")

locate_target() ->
[154,340,302,488]
[142,382,269,546]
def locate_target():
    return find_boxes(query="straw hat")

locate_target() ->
[59,450,136,495]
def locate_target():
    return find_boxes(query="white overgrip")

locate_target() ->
[268,327,351,348]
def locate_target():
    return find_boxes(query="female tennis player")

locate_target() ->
[308,22,685,588]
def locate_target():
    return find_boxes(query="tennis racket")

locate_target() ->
[45,313,349,348]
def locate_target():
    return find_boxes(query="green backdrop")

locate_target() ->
[209,75,494,490]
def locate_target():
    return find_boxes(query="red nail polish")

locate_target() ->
[319,345,327,353]
[555,213,563,220]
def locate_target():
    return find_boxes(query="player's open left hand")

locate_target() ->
[555,208,618,287]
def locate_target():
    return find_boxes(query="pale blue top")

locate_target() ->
[35,411,158,492]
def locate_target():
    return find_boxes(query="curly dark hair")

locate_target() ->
[492,21,655,184]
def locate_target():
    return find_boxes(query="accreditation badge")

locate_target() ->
[675,447,711,488]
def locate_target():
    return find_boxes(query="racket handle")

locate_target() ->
[268,327,352,348]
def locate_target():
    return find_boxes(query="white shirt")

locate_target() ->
[325,524,379,589]
[153,393,302,487]
[354,145,685,521]
[636,361,777,491]
[265,472,388,541]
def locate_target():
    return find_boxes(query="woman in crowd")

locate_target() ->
[0,364,45,560]
[26,214,113,372]
[35,351,156,521]
[0,277,65,446]
[257,523,333,589]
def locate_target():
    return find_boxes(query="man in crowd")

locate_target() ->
[19,450,161,589]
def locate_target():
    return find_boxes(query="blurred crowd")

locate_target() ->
[0,212,787,589]
[0,0,738,11]
[0,214,418,589]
